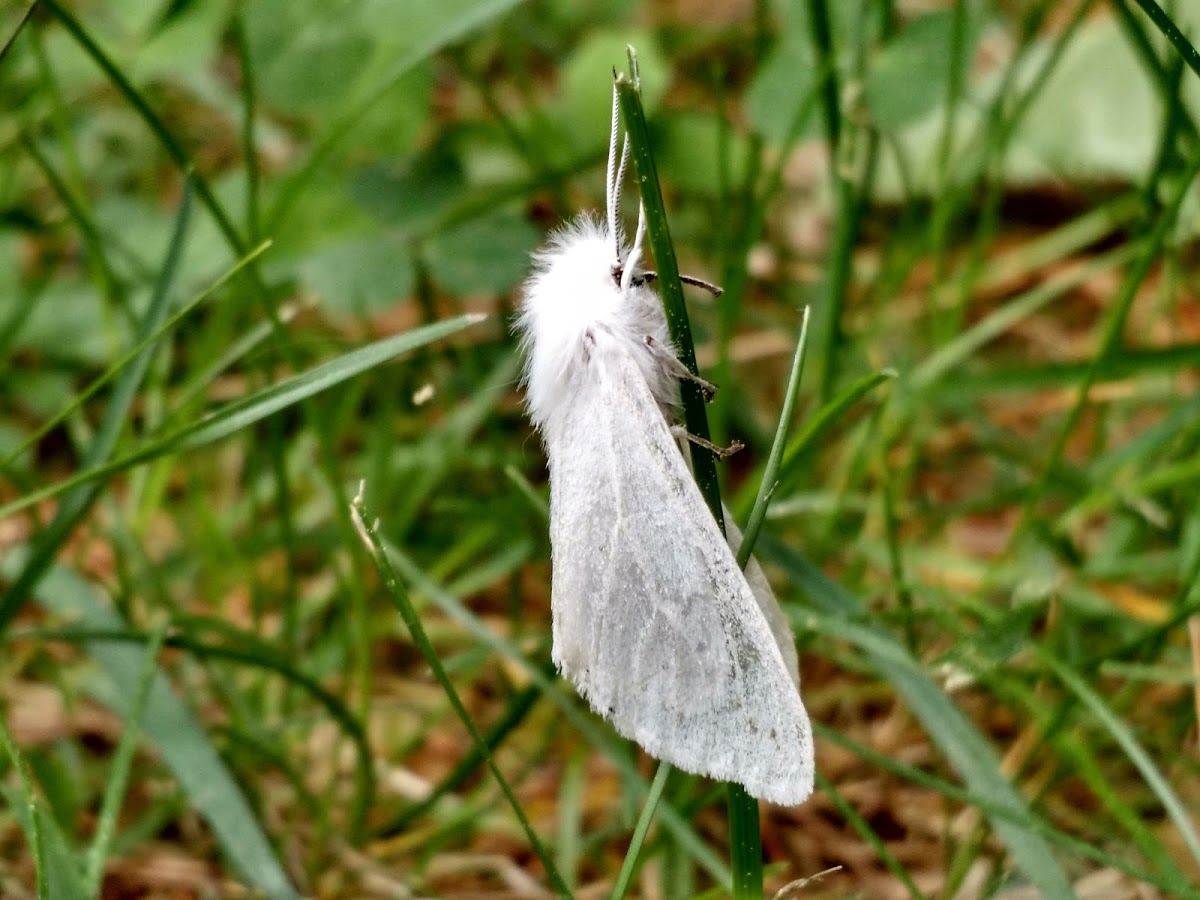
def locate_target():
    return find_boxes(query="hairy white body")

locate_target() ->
[519,217,676,432]
[517,216,814,805]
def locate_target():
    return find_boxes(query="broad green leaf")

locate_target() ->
[866,10,979,132]
[6,280,114,365]
[265,0,528,230]
[424,209,540,296]
[1015,20,1158,182]
[349,152,466,232]
[243,0,374,113]
[654,112,751,196]
[557,30,667,154]
[296,233,417,314]
[744,33,820,143]
[130,3,222,83]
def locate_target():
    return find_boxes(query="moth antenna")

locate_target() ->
[605,84,624,264]
[614,134,630,233]
[621,200,647,294]
[607,135,631,272]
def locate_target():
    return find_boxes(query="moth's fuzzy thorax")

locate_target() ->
[516,214,677,431]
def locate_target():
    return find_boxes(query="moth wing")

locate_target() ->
[725,514,801,689]
[545,330,813,805]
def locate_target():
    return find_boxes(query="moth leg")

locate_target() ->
[641,271,724,297]
[670,425,745,459]
[644,335,718,400]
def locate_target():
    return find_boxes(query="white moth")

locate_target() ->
[515,89,814,806]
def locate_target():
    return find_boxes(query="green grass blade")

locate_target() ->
[927,343,1200,397]
[373,675,549,837]
[1017,150,1200,540]
[1041,651,1200,869]
[382,539,732,887]
[817,723,1198,895]
[911,246,1133,390]
[774,369,896,495]
[615,67,723,524]
[1011,678,1193,889]
[617,52,760,897]
[0,272,44,376]
[737,307,811,566]
[39,0,248,257]
[169,297,309,416]
[230,11,262,242]
[609,762,672,899]
[556,752,586,891]
[1131,0,1200,81]
[805,0,858,403]
[84,625,167,896]
[2,552,301,900]
[0,1,36,61]
[265,0,526,232]
[14,621,376,845]
[0,710,88,899]
[17,128,123,306]
[811,616,1075,898]
[724,783,762,900]
[817,772,930,900]
[0,314,488,523]
[768,545,1077,898]
[166,316,481,453]
[0,180,194,634]
[0,241,271,473]
[349,486,572,897]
